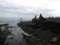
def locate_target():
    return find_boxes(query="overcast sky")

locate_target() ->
[0,0,60,18]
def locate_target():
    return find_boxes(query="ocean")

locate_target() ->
[0,18,28,45]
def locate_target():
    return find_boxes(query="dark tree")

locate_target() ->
[32,15,37,23]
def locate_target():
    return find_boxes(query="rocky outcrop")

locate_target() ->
[0,24,12,45]
[17,14,60,45]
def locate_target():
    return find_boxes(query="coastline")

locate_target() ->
[17,15,60,45]
[17,21,56,45]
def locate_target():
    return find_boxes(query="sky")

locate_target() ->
[0,0,60,18]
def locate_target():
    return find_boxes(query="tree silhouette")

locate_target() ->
[32,15,37,23]
[39,13,46,21]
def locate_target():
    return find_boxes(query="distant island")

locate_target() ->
[17,14,60,45]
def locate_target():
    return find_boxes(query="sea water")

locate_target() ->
[0,18,28,45]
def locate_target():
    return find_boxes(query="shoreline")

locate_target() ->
[17,21,56,45]
[17,15,60,45]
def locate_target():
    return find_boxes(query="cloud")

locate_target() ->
[0,0,60,18]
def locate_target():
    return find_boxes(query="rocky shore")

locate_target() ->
[0,24,12,45]
[17,22,55,45]
[17,14,60,45]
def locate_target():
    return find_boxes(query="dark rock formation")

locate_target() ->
[17,14,60,45]
[0,24,12,45]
